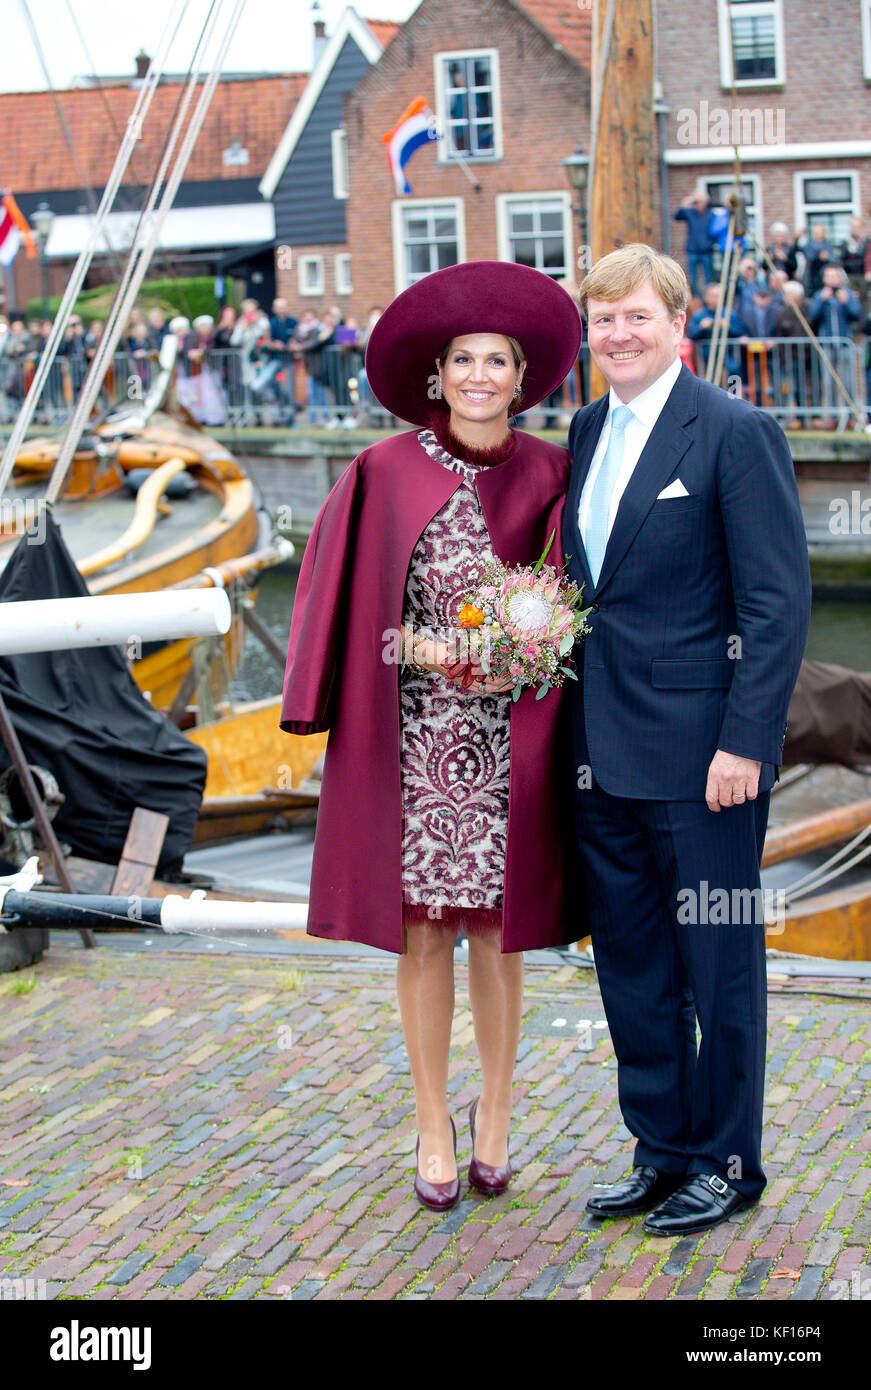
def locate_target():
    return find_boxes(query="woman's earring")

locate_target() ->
[513,384,522,399]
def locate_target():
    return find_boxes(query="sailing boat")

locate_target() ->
[0,1,284,713]
[0,337,279,710]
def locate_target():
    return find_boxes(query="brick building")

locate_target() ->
[292,0,869,318]
[340,0,591,316]
[658,0,871,263]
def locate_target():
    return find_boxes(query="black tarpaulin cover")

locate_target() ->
[0,513,207,873]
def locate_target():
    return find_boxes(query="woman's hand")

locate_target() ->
[443,653,516,696]
[401,625,516,694]
[410,634,456,677]
[466,667,517,696]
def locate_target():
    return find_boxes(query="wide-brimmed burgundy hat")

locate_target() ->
[365,261,583,426]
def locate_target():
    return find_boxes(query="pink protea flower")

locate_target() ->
[455,529,592,699]
[504,586,554,637]
[539,574,562,604]
[550,605,576,638]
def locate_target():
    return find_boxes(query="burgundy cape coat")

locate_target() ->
[279,428,586,955]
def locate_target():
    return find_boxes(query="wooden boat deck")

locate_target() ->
[1,490,224,576]
[184,825,316,898]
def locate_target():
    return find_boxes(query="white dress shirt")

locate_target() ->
[578,355,683,543]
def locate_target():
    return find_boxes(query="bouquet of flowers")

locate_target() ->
[446,531,592,700]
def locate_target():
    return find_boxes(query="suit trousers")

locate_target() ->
[573,773,771,1199]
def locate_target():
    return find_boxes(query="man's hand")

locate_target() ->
[705,750,762,812]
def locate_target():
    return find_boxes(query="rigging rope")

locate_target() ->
[587,0,618,246]
[17,0,124,277]
[0,1,188,495]
[698,16,862,422]
[44,0,247,505]
[780,822,871,903]
[63,0,200,314]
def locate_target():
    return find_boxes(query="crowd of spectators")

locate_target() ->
[675,200,871,426]
[152,296,380,427]
[3,241,869,429]
[0,309,115,420]
[0,296,386,428]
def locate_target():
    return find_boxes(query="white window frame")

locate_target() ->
[434,48,502,163]
[334,253,352,295]
[862,0,871,81]
[391,197,466,295]
[793,169,860,246]
[495,191,573,279]
[717,0,785,88]
[298,254,325,297]
[701,173,763,244]
[331,129,349,200]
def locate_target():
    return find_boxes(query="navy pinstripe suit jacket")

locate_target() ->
[562,363,811,801]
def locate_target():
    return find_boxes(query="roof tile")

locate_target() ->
[0,74,307,193]
[512,0,592,67]
[365,19,402,49]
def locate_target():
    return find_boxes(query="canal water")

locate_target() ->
[229,567,870,705]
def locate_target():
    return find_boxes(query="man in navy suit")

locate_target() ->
[563,244,810,1235]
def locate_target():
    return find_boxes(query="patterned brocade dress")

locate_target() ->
[399,425,516,932]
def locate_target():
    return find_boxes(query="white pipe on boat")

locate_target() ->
[0,589,231,655]
[160,894,308,933]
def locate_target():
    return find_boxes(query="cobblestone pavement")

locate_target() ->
[1,942,869,1302]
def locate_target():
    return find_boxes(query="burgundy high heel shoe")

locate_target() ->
[414,1117,460,1212]
[468,1097,512,1195]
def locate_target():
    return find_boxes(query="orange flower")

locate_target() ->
[457,603,485,628]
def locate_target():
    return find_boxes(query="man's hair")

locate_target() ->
[579,244,689,318]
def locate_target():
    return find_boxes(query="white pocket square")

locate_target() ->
[656,478,690,499]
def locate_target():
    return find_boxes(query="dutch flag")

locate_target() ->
[382,97,440,197]
[0,193,36,269]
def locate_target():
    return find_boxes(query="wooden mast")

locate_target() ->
[588,0,657,398]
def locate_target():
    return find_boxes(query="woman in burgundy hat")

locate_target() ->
[280,260,587,1210]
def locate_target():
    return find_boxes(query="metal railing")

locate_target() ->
[1,337,867,431]
[688,337,868,429]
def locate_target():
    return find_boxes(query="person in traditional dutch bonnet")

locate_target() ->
[280,261,586,1211]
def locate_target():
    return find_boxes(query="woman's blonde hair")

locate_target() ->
[579,244,690,318]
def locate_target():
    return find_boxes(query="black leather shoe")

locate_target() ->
[585,1165,686,1217]
[642,1173,754,1235]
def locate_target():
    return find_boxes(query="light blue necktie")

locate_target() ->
[583,403,634,585]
